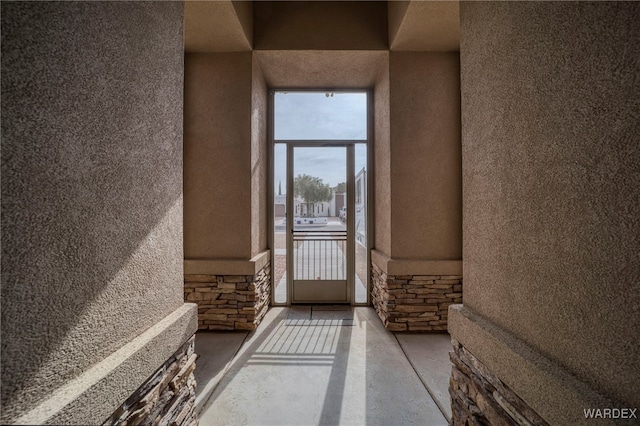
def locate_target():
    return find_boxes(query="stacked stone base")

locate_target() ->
[450,339,549,426]
[104,336,198,426]
[371,264,462,331]
[184,262,270,331]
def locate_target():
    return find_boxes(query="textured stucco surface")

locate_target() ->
[390,52,461,260]
[254,50,387,89]
[251,59,268,257]
[1,1,187,422]
[460,1,640,409]
[371,250,462,276]
[184,52,253,260]
[15,305,197,425]
[372,52,462,262]
[374,60,392,256]
[254,1,388,50]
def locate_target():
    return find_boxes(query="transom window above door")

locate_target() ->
[274,91,368,141]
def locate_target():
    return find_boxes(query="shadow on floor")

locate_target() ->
[196,307,450,426]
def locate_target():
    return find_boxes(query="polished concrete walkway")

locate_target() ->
[195,307,452,426]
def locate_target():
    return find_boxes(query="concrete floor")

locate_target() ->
[195,307,452,426]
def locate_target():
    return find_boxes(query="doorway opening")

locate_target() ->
[270,90,371,305]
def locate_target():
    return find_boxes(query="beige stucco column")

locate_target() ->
[449,2,639,425]
[371,51,463,331]
[1,2,197,424]
[183,52,270,331]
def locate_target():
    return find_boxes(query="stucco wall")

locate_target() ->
[1,2,192,423]
[389,52,461,260]
[251,58,268,257]
[374,60,392,256]
[184,52,253,260]
[460,0,639,411]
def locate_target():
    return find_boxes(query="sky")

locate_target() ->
[274,92,368,191]
[274,91,367,140]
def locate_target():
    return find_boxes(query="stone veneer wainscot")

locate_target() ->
[450,339,550,425]
[371,263,462,331]
[184,262,271,331]
[104,336,198,426]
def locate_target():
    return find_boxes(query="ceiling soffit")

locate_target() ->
[389,1,460,52]
[388,1,411,47]
[253,1,388,51]
[184,1,252,52]
[254,50,388,89]
[184,1,460,53]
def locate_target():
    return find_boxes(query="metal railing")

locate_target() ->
[293,231,347,280]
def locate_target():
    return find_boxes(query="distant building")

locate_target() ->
[274,170,365,220]
[274,190,347,218]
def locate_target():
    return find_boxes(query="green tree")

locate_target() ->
[294,174,332,217]
[333,182,346,193]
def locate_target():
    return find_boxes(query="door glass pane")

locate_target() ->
[273,144,287,304]
[293,147,346,282]
[355,144,368,303]
[275,92,367,140]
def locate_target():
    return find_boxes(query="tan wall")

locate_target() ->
[389,52,461,260]
[184,52,253,260]
[254,1,388,50]
[251,58,268,257]
[374,60,392,256]
[254,50,385,89]
[1,2,196,423]
[456,0,640,418]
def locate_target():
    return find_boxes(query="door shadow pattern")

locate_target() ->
[199,308,353,425]
[198,308,447,426]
